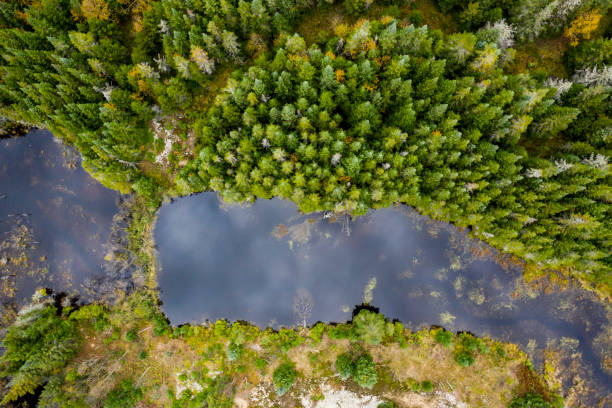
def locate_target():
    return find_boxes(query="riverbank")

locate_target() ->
[0,290,563,408]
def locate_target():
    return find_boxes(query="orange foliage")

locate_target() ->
[335,69,345,82]
[564,9,601,46]
[325,50,336,60]
[363,83,377,92]
[375,55,391,67]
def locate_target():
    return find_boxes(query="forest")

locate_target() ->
[0,0,610,294]
[0,0,610,406]
[0,0,610,290]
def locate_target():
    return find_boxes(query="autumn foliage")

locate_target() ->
[564,9,602,46]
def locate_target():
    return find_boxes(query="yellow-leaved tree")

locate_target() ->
[81,0,110,20]
[564,9,602,46]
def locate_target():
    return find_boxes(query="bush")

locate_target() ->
[227,342,243,361]
[152,313,170,336]
[455,351,475,367]
[273,363,297,396]
[125,329,138,342]
[508,393,553,408]
[434,329,453,347]
[353,310,386,345]
[353,354,378,389]
[421,380,434,392]
[104,379,142,408]
[309,323,326,344]
[328,324,354,340]
[335,353,355,380]
[255,357,268,370]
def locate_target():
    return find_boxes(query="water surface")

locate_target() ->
[156,193,612,406]
[0,130,120,315]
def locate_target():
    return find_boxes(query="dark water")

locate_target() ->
[0,130,120,311]
[156,193,612,406]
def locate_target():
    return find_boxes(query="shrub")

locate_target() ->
[70,304,110,331]
[455,351,475,367]
[434,329,453,347]
[353,310,386,345]
[335,353,355,380]
[125,329,138,342]
[103,379,142,408]
[421,380,434,392]
[508,393,553,408]
[309,323,326,344]
[255,357,268,370]
[353,354,378,389]
[273,363,297,396]
[227,342,243,361]
[152,313,170,336]
[328,324,354,340]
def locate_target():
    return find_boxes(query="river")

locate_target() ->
[155,193,612,406]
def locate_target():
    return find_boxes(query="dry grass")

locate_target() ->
[64,315,547,408]
[372,336,524,407]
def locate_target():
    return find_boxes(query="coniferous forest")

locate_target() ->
[0,0,610,406]
[1,0,609,292]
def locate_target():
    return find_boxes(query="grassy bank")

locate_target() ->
[0,290,562,408]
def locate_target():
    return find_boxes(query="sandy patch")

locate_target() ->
[300,384,383,408]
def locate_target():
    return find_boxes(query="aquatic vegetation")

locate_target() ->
[0,220,48,300]
[363,277,378,304]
